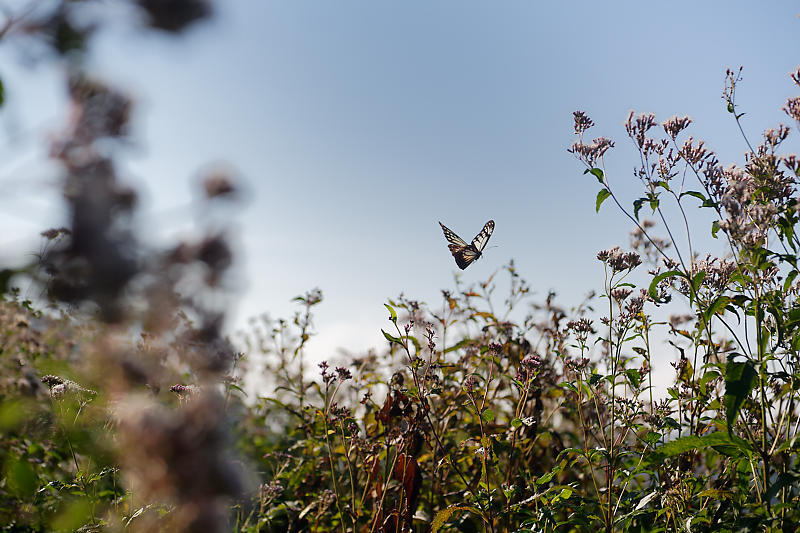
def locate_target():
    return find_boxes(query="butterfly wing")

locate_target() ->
[439,221,493,270]
[439,222,469,250]
[470,220,495,252]
[453,247,480,269]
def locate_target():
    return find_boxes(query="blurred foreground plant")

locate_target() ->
[0,2,254,532]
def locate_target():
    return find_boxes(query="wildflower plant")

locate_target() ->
[565,65,800,531]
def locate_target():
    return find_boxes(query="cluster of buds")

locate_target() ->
[258,480,284,507]
[425,322,436,353]
[567,318,595,334]
[572,111,595,134]
[521,353,542,370]
[463,375,479,396]
[564,357,590,373]
[319,361,334,386]
[610,287,633,302]
[569,136,615,168]
[623,291,647,317]
[335,366,352,382]
[662,115,693,140]
[597,246,642,273]
[327,402,352,425]
[625,111,658,149]
[318,362,353,388]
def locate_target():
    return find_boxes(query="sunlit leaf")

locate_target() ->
[431,505,475,533]
[381,329,403,345]
[596,189,611,212]
[646,432,752,464]
[635,491,658,511]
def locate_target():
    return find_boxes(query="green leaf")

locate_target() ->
[680,190,707,203]
[552,487,572,502]
[125,505,151,526]
[633,198,646,220]
[784,270,798,293]
[226,383,247,396]
[691,271,706,292]
[481,409,496,423]
[444,338,471,353]
[724,357,757,433]
[431,505,475,532]
[705,296,731,321]
[384,303,397,322]
[625,368,641,389]
[647,193,660,213]
[0,77,5,107]
[711,220,720,238]
[648,269,684,302]
[584,167,605,183]
[50,499,92,532]
[6,457,37,497]
[381,329,403,345]
[536,471,556,485]
[646,432,752,464]
[643,431,661,445]
[634,491,658,511]
[511,418,522,429]
[0,399,32,430]
[699,370,721,391]
[596,189,612,212]
[404,334,422,353]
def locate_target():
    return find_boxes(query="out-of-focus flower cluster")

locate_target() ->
[115,393,249,532]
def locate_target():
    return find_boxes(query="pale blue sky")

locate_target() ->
[1,2,799,363]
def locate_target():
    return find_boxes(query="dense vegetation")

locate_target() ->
[2,2,800,532]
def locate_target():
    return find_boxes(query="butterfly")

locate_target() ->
[439,220,495,270]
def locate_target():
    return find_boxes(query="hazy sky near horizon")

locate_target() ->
[1,2,799,372]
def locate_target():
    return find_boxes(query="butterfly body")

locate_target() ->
[439,220,494,270]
